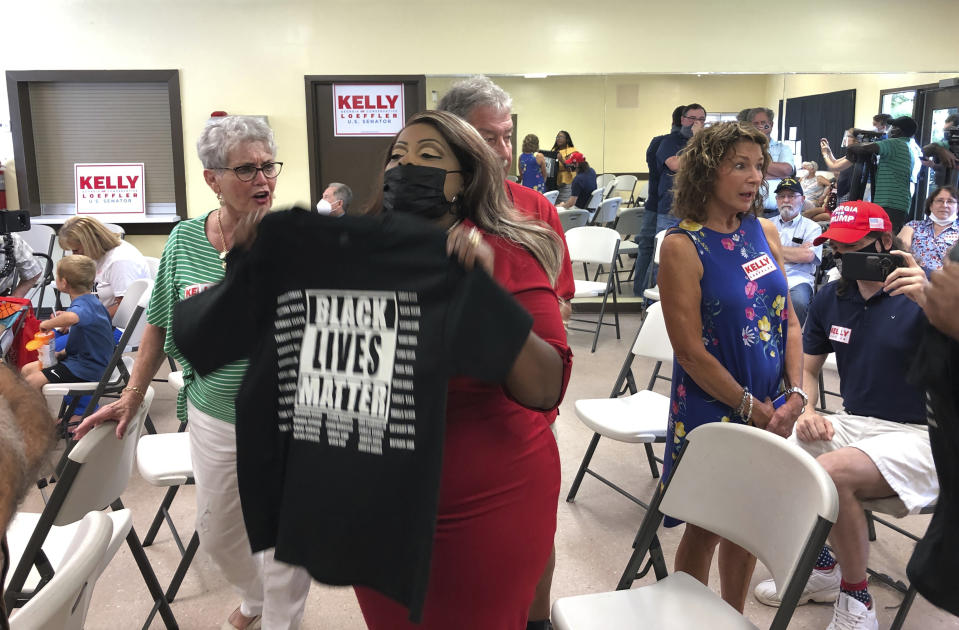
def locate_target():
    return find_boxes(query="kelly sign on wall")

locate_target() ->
[333,83,404,137]
[75,163,146,214]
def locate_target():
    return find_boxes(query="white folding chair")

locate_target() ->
[144,256,160,279]
[557,209,590,232]
[566,226,621,353]
[4,387,179,629]
[103,223,126,238]
[596,173,616,190]
[566,302,672,507]
[553,423,839,630]
[816,352,840,413]
[584,187,604,220]
[544,190,560,205]
[137,370,198,627]
[636,181,650,207]
[18,224,59,314]
[8,511,113,630]
[591,197,621,227]
[642,229,668,304]
[612,207,644,282]
[611,174,639,206]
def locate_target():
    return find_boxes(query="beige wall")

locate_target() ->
[2,0,957,255]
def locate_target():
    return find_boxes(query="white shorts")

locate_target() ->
[790,413,938,517]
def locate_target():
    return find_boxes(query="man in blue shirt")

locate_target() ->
[768,178,823,324]
[753,201,937,630]
[633,105,683,297]
[655,103,706,217]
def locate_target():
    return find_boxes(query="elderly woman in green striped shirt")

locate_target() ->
[76,115,311,630]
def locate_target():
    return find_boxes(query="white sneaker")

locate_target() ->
[826,592,878,630]
[753,565,841,607]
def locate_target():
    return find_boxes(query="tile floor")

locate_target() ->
[14,309,959,629]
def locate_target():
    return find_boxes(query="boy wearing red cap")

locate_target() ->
[754,201,935,630]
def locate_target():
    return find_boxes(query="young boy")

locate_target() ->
[22,255,114,392]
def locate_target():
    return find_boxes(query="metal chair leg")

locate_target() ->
[567,433,601,502]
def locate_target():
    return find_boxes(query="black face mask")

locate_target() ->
[382,164,462,220]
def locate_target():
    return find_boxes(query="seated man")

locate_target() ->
[0,233,43,298]
[557,152,597,211]
[754,201,937,630]
[768,178,822,325]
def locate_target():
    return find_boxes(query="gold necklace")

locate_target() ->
[215,209,229,268]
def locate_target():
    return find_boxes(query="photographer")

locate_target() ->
[0,232,42,299]
[753,201,937,630]
[843,116,922,232]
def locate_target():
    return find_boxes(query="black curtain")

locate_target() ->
[783,89,857,169]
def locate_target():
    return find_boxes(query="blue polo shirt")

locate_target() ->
[804,281,926,423]
[655,130,688,214]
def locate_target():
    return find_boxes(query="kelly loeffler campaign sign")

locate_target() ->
[332,83,405,137]
[75,163,146,215]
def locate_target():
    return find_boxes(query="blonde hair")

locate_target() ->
[57,255,97,292]
[371,111,563,285]
[672,121,771,222]
[58,216,121,260]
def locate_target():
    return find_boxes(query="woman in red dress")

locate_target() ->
[354,110,572,629]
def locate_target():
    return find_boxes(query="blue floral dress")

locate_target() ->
[519,152,545,193]
[662,214,789,504]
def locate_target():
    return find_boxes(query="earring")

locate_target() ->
[216,192,224,204]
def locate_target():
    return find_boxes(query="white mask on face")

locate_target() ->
[931,211,958,227]
[316,198,333,215]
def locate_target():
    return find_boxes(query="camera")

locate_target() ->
[853,129,884,144]
[0,209,30,235]
[946,127,959,158]
[839,252,904,282]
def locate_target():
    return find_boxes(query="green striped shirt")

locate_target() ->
[146,211,248,424]
[874,137,914,212]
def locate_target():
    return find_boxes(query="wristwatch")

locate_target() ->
[783,387,809,413]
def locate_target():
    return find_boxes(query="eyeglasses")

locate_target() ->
[751,120,772,129]
[932,198,958,206]
[683,115,706,123]
[214,161,283,182]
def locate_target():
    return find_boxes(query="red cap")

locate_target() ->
[565,151,586,166]
[813,201,891,245]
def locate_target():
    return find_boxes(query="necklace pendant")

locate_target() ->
[219,250,228,269]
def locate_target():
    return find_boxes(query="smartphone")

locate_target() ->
[839,251,904,282]
[792,236,804,245]
[772,392,788,409]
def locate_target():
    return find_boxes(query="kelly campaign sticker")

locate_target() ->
[742,253,776,281]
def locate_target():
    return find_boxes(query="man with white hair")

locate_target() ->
[438,75,573,630]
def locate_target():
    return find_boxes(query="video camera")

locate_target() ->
[0,210,30,236]
[852,129,885,144]
[946,127,959,158]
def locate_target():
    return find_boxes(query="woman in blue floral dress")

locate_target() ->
[518,134,546,193]
[657,121,804,613]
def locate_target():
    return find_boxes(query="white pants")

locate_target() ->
[188,401,312,629]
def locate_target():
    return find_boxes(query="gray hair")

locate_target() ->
[196,115,276,169]
[745,107,775,123]
[328,182,353,211]
[436,75,512,121]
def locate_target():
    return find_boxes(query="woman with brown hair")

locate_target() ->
[657,121,804,612]
[354,110,571,629]
[518,133,547,193]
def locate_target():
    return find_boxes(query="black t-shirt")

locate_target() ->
[907,327,959,616]
[172,209,533,621]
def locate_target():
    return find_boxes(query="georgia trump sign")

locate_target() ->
[74,163,146,214]
[333,83,404,137]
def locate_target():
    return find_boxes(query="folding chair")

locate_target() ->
[19,224,60,316]
[584,187,604,221]
[557,208,590,232]
[861,497,938,630]
[816,353,840,413]
[591,197,621,228]
[553,423,839,630]
[103,223,126,238]
[612,206,644,283]
[595,173,616,190]
[145,256,161,279]
[544,190,559,205]
[7,511,113,630]
[566,227,621,353]
[4,387,179,629]
[137,371,199,627]
[566,301,672,507]
[610,174,639,206]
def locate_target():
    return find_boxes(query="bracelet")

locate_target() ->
[122,386,146,401]
[745,395,754,425]
[734,386,750,416]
